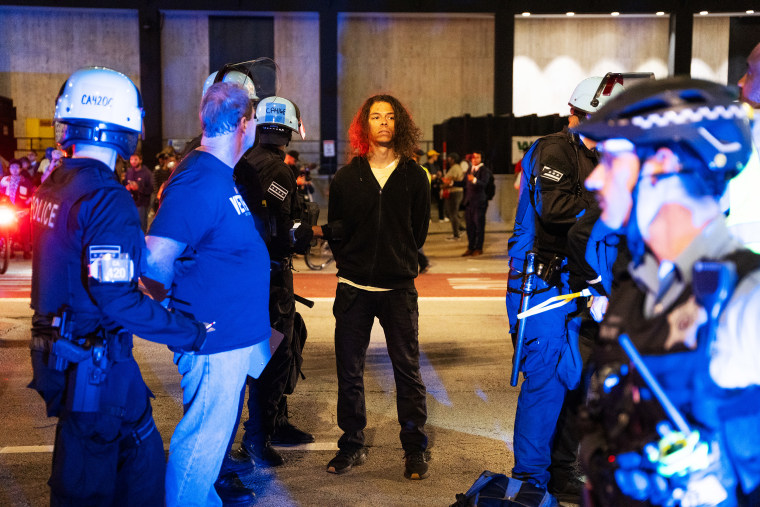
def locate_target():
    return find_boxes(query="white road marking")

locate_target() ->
[448,277,507,291]
[0,442,339,454]
[0,445,54,453]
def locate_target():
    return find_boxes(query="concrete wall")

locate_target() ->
[513,16,671,116]
[274,13,321,143]
[336,13,494,162]
[0,6,139,144]
[691,16,730,82]
[513,15,733,117]
[160,11,322,146]
[0,6,736,176]
[161,11,209,142]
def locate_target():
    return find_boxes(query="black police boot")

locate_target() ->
[241,438,284,467]
[220,447,255,477]
[214,472,256,506]
[270,420,315,446]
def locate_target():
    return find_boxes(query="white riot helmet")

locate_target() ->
[202,68,258,101]
[54,67,143,159]
[568,75,625,115]
[255,96,306,145]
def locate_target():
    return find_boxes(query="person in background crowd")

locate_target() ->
[442,151,465,240]
[152,147,176,213]
[124,153,153,232]
[0,158,33,258]
[296,162,316,202]
[36,147,54,178]
[27,150,39,174]
[145,81,270,507]
[284,149,300,179]
[411,148,431,273]
[425,149,445,222]
[462,151,490,256]
[28,66,207,507]
[40,148,63,184]
[318,94,431,480]
[19,156,34,181]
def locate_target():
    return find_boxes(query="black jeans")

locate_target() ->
[333,283,428,453]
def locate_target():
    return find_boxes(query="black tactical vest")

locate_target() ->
[31,159,123,323]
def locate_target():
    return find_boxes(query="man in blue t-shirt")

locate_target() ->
[145,81,270,507]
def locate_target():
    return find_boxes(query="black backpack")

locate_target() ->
[451,471,557,507]
[485,171,496,200]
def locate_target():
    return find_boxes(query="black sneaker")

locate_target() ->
[404,451,429,480]
[326,446,368,474]
[241,439,284,467]
[270,421,315,445]
[214,472,256,506]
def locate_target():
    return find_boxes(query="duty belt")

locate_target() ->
[508,255,568,292]
[122,416,157,449]
[270,255,293,273]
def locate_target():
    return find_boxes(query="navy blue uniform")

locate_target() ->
[235,144,308,448]
[29,157,205,506]
[506,128,598,491]
[583,238,760,506]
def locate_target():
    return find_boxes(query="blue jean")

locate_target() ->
[165,345,255,507]
[506,269,581,489]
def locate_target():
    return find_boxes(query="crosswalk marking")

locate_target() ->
[447,277,507,291]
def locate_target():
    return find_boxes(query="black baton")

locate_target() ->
[294,293,315,308]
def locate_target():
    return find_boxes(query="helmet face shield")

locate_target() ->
[213,57,279,102]
[255,96,305,139]
[569,72,654,116]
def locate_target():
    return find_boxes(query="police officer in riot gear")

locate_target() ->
[506,75,625,503]
[577,77,760,506]
[29,67,207,505]
[233,96,314,467]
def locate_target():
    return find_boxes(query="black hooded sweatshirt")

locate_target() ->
[327,156,430,289]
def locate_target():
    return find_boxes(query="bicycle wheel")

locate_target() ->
[0,232,9,275]
[304,238,334,270]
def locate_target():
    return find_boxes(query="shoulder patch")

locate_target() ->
[267,181,288,201]
[88,245,121,265]
[540,166,564,183]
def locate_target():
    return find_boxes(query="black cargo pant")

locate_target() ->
[29,335,164,507]
[333,283,428,453]
[244,265,296,445]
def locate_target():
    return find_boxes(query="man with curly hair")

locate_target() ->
[319,94,431,479]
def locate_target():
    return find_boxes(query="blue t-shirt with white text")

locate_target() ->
[149,150,270,354]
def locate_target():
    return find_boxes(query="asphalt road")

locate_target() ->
[0,225,578,506]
